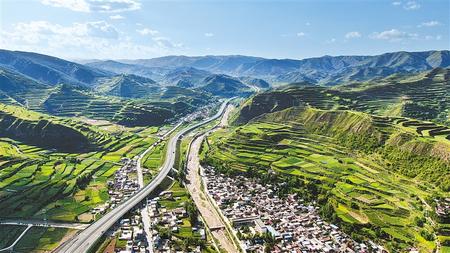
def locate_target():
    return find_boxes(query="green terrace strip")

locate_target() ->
[203,106,449,252]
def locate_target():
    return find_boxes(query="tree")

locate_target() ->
[185,199,199,225]
[263,232,276,252]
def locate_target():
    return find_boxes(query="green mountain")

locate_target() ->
[0,69,212,127]
[85,60,164,81]
[0,104,109,152]
[0,60,215,127]
[236,68,450,126]
[41,84,212,127]
[94,50,450,85]
[198,74,253,97]
[0,49,112,87]
[239,76,271,89]
[162,67,211,87]
[95,74,160,98]
[0,68,49,92]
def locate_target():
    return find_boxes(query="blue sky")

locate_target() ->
[0,0,448,60]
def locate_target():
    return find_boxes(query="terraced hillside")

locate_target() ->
[205,106,450,252]
[0,105,160,222]
[197,74,254,97]
[235,68,450,126]
[0,72,213,127]
[334,68,450,123]
[0,104,113,152]
[94,74,161,98]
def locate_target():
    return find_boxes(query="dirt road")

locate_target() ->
[185,105,239,253]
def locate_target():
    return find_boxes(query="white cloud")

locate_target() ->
[370,29,418,41]
[418,21,440,27]
[137,28,159,36]
[4,20,118,42]
[41,0,90,12]
[404,1,420,10]
[0,20,182,59]
[392,0,421,10]
[425,35,442,40]
[204,32,214,37]
[110,14,125,20]
[305,22,311,26]
[296,32,306,37]
[41,0,141,13]
[345,31,361,39]
[152,37,183,49]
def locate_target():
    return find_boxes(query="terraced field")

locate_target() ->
[0,81,214,128]
[204,109,450,252]
[0,104,161,222]
[236,68,450,127]
[338,68,450,123]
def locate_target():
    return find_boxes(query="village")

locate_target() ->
[106,185,209,253]
[88,158,141,219]
[204,166,385,253]
[95,173,210,253]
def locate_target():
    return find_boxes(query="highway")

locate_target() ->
[135,122,183,253]
[55,100,230,253]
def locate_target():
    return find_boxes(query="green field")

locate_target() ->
[13,227,73,252]
[0,104,161,222]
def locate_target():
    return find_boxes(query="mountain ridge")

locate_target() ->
[90,50,450,85]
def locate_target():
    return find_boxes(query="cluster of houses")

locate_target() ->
[204,166,385,253]
[117,215,149,253]
[90,158,140,218]
[146,191,206,252]
[435,197,450,220]
[106,158,140,208]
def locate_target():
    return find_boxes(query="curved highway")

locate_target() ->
[56,100,230,253]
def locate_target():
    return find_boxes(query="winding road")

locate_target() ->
[55,100,230,253]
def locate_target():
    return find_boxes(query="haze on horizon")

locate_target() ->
[0,0,449,60]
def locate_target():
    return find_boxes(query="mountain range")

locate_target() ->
[1,49,449,102]
[88,50,450,85]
